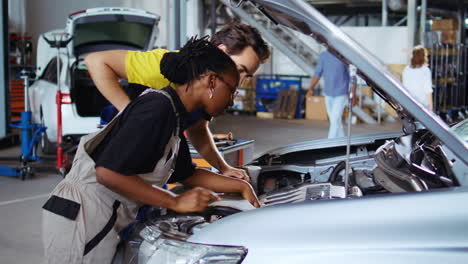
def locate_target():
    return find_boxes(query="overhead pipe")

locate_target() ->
[180,0,187,46]
[166,0,171,49]
[407,0,416,60]
[211,0,217,35]
[382,0,388,26]
[423,7,458,20]
[174,0,181,49]
[8,0,26,35]
[394,16,407,27]
[458,0,465,44]
[420,0,427,46]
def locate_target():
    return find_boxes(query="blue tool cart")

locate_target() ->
[255,74,309,118]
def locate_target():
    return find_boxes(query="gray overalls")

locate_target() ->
[42,89,180,263]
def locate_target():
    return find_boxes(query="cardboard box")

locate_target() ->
[256,112,274,119]
[274,89,298,119]
[385,103,398,118]
[442,30,458,44]
[305,96,328,120]
[432,19,458,31]
[231,88,256,112]
[239,76,256,90]
[387,64,406,81]
[360,86,372,98]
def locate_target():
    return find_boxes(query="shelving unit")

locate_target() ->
[428,41,467,122]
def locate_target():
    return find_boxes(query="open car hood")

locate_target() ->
[243,0,467,163]
[67,7,160,55]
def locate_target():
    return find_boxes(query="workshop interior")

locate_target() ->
[0,1,467,264]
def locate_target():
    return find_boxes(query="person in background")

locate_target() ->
[402,45,433,111]
[42,37,259,264]
[307,50,350,138]
[85,21,270,181]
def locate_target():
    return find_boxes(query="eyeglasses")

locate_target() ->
[215,74,239,100]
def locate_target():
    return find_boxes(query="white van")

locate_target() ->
[28,7,160,153]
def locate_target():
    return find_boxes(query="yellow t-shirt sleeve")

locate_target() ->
[125,49,175,89]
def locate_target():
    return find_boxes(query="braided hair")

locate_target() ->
[161,36,238,86]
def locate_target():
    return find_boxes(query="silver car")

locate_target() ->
[114,1,468,263]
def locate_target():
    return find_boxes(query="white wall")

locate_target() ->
[341,26,409,65]
[261,25,409,77]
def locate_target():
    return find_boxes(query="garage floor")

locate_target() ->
[0,114,401,263]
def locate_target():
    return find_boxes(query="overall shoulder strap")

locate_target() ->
[140,89,180,136]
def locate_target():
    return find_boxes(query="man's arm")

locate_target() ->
[96,166,220,213]
[182,168,260,208]
[307,52,324,97]
[85,50,131,111]
[186,119,250,181]
[307,76,320,97]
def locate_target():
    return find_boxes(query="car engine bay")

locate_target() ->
[116,126,461,264]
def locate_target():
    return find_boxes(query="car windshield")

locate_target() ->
[73,16,154,49]
[451,119,468,143]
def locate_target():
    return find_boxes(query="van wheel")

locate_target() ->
[39,115,56,155]
[40,130,56,154]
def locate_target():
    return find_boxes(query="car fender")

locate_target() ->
[188,188,468,264]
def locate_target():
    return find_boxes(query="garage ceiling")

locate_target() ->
[306,0,468,14]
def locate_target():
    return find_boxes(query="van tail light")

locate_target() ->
[56,92,72,104]
[61,93,72,104]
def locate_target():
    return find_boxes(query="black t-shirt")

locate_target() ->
[91,87,195,183]
[101,83,211,127]
[128,83,211,129]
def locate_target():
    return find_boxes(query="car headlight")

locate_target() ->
[139,238,247,264]
[137,217,247,264]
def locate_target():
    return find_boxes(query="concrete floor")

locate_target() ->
[0,114,401,264]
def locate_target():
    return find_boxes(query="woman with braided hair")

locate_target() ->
[86,21,270,182]
[42,36,260,264]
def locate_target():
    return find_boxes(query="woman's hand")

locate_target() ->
[171,187,220,213]
[182,168,260,208]
[240,182,261,208]
[221,165,251,182]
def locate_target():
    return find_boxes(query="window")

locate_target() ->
[73,15,154,49]
[41,58,62,84]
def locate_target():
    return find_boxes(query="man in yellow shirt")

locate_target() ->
[85,21,270,181]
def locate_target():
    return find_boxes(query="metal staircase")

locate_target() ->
[220,0,393,124]
[220,0,318,76]
[354,89,396,124]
